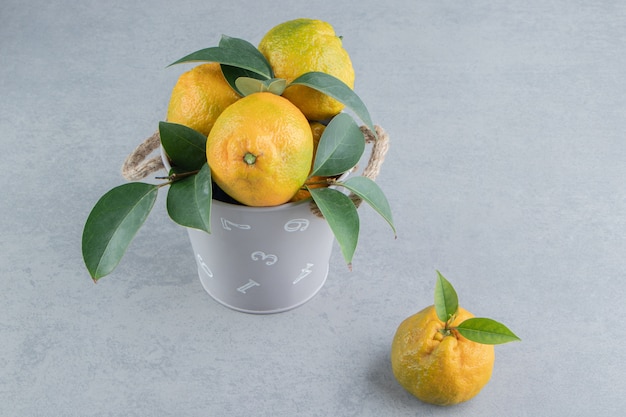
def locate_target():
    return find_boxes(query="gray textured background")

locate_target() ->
[2,0,625,415]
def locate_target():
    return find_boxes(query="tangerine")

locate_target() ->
[206,92,313,207]
[391,305,495,406]
[166,63,240,136]
[258,18,355,121]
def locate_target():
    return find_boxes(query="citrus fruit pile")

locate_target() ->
[166,18,356,207]
[391,272,520,406]
[82,18,396,281]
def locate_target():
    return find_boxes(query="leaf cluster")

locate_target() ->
[434,271,521,345]
[82,34,395,281]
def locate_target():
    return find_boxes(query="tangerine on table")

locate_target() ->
[391,305,495,406]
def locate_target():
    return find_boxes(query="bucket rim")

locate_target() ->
[161,145,350,214]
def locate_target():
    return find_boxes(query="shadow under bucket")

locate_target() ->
[187,198,334,314]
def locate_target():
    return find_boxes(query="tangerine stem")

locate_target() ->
[305,179,331,187]
[155,169,200,187]
[438,328,452,337]
[243,152,257,165]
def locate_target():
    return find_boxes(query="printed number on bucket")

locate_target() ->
[237,279,260,294]
[196,254,213,278]
[293,263,314,284]
[221,218,252,231]
[251,251,278,265]
[284,219,309,232]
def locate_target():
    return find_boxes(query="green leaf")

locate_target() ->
[159,121,207,171]
[166,164,212,233]
[309,187,359,266]
[218,35,273,78]
[434,271,459,322]
[455,318,521,345]
[235,77,287,96]
[340,176,396,236]
[290,71,375,134]
[169,36,272,80]
[82,183,158,281]
[217,36,274,94]
[310,113,365,177]
[221,65,265,95]
[267,78,287,95]
[235,77,266,96]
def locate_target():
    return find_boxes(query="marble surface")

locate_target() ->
[2,0,625,415]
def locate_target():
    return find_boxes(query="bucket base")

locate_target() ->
[197,264,329,314]
[187,198,335,314]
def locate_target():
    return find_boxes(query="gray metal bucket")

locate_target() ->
[136,125,388,314]
[161,146,337,314]
[187,198,334,314]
